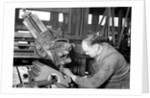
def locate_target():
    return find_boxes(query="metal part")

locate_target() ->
[16,66,23,85]
[28,61,71,87]
[22,9,72,66]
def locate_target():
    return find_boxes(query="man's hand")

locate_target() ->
[62,68,73,77]
[62,68,77,81]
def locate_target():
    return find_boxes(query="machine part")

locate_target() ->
[13,67,21,87]
[50,74,61,83]
[16,66,23,85]
[23,74,29,79]
[22,9,72,66]
[28,60,71,87]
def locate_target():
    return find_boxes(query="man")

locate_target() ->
[62,34,130,88]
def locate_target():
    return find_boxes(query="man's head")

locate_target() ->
[81,33,103,58]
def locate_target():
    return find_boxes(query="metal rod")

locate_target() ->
[28,15,42,33]
[95,8,108,32]
[111,8,116,45]
[117,8,130,48]
[107,8,111,38]
[101,16,108,36]
[16,66,23,85]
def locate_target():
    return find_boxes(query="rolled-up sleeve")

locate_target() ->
[74,55,118,88]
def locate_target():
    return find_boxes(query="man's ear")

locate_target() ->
[93,44,99,50]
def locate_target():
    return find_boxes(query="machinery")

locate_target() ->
[14,9,74,88]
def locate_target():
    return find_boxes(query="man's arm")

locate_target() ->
[73,55,118,88]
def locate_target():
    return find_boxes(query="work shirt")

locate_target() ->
[74,42,130,88]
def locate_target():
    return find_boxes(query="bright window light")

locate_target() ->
[58,13,64,22]
[99,15,106,25]
[99,15,118,27]
[88,14,92,24]
[114,17,118,27]
[109,17,119,27]
[19,10,50,21]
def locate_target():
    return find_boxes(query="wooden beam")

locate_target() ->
[82,8,89,35]
[75,9,82,36]
[67,9,72,35]
[79,9,84,35]
[50,12,59,29]
[92,14,99,32]
[62,13,69,34]
[69,8,82,35]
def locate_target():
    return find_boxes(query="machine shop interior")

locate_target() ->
[13,7,131,88]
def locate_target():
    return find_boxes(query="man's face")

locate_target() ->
[82,41,98,58]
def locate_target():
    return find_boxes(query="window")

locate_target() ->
[58,13,64,22]
[19,10,50,21]
[88,14,92,24]
[99,15,106,25]
[99,15,118,27]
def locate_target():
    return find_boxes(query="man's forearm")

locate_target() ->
[70,74,77,81]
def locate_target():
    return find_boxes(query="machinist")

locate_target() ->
[62,33,130,88]
[31,33,130,88]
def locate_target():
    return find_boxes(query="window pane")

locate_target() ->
[59,13,64,22]
[88,14,92,24]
